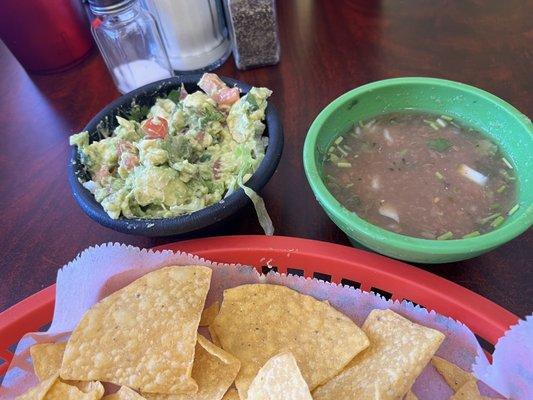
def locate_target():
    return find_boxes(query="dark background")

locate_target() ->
[0,0,531,316]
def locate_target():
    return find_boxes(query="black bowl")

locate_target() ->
[68,75,283,236]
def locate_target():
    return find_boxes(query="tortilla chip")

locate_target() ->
[61,266,212,395]
[30,342,93,391]
[45,380,104,400]
[15,373,58,400]
[450,380,482,399]
[247,351,312,400]
[199,302,220,327]
[143,335,240,400]
[220,389,239,400]
[31,343,67,381]
[211,284,369,398]
[313,309,444,400]
[431,356,474,392]
[102,387,146,400]
[404,390,418,400]
[208,325,222,347]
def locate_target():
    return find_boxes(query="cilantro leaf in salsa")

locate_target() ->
[124,104,150,123]
[246,93,259,111]
[166,89,181,104]
[427,138,452,152]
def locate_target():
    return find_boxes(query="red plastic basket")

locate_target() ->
[0,236,519,377]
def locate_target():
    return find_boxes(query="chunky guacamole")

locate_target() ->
[70,73,272,220]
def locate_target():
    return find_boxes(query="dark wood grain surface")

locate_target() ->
[0,0,531,316]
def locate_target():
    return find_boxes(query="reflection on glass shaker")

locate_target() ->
[143,0,231,73]
[89,0,173,94]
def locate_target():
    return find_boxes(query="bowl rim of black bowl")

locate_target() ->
[67,74,283,236]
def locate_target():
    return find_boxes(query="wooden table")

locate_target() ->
[0,0,531,317]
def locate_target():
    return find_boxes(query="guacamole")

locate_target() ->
[70,73,272,220]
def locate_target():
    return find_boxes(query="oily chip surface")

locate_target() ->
[143,335,240,400]
[30,343,67,381]
[313,309,445,400]
[211,284,369,398]
[60,266,212,395]
[247,351,312,400]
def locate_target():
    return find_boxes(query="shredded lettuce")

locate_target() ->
[234,147,274,235]
[242,185,274,236]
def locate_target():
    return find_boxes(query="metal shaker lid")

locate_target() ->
[88,0,135,14]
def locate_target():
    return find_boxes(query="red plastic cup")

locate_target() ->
[0,0,93,73]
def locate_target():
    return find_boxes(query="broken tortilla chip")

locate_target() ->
[15,373,58,400]
[199,302,220,327]
[45,380,104,400]
[211,284,369,398]
[102,387,146,400]
[143,335,240,400]
[30,342,94,392]
[221,389,239,400]
[31,343,67,382]
[313,309,444,400]
[247,351,312,400]
[450,380,482,399]
[60,266,212,395]
[431,356,474,392]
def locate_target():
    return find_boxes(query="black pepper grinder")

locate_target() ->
[224,0,281,70]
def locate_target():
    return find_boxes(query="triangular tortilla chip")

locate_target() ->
[143,335,240,400]
[431,356,474,392]
[102,387,146,399]
[61,266,212,395]
[199,302,220,327]
[31,343,67,381]
[15,373,58,400]
[221,389,239,400]
[247,351,312,400]
[45,380,104,400]
[450,380,482,399]
[313,309,444,400]
[211,284,369,398]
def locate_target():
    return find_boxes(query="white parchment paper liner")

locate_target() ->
[0,243,529,399]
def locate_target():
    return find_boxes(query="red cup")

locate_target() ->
[0,0,93,73]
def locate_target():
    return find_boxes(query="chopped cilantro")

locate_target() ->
[199,153,211,162]
[246,94,259,111]
[427,138,452,152]
[166,89,181,103]
[124,104,150,122]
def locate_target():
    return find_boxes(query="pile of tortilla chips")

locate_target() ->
[16,265,505,400]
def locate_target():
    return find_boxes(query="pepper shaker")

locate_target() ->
[224,0,280,70]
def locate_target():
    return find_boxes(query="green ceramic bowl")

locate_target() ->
[303,77,533,263]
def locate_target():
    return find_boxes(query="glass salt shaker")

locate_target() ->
[143,0,231,73]
[88,0,173,94]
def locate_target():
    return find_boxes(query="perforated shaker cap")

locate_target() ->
[88,0,135,14]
